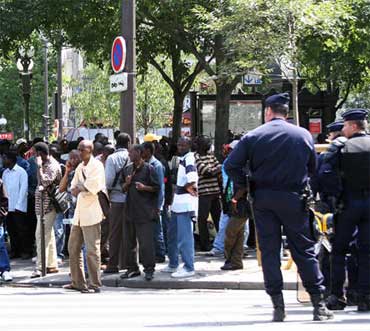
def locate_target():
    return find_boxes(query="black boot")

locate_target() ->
[271,294,286,322]
[357,294,370,312]
[311,294,334,321]
[346,290,358,306]
[326,294,347,310]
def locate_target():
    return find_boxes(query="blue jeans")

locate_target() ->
[167,212,195,272]
[54,213,65,258]
[0,225,10,273]
[213,212,230,252]
[153,214,166,258]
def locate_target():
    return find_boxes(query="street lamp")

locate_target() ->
[17,46,35,141]
[0,114,7,133]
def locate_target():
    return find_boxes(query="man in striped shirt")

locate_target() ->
[163,137,198,278]
[194,136,222,251]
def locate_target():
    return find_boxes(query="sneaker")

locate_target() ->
[82,287,101,294]
[1,271,13,282]
[120,270,141,279]
[161,265,178,273]
[30,270,41,278]
[205,248,223,257]
[171,267,195,278]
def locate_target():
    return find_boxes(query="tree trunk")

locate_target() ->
[172,92,184,142]
[214,82,232,160]
[292,69,299,126]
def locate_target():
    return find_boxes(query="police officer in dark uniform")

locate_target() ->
[312,121,347,213]
[225,93,333,322]
[329,108,370,312]
[310,121,347,298]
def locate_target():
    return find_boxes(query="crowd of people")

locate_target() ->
[0,92,369,322]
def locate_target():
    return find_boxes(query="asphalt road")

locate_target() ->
[1,287,369,331]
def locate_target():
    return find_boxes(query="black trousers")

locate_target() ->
[6,211,33,256]
[123,220,155,273]
[100,218,110,264]
[198,194,221,251]
[254,189,324,296]
[107,202,126,270]
[27,195,38,255]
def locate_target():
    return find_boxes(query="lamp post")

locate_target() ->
[17,46,35,141]
[0,115,7,133]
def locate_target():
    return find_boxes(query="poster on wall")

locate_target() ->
[309,118,322,134]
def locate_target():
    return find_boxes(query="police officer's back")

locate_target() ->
[225,93,333,322]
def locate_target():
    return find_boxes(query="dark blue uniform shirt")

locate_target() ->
[224,118,316,192]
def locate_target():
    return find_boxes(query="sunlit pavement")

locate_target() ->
[1,287,369,331]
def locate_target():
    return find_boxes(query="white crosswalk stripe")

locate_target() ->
[0,288,368,331]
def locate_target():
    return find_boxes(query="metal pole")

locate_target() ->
[43,39,49,140]
[21,72,31,141]
[57,45,63,139]
[120,0,136,140]
[24,93,30,141]
[40,189,46,276]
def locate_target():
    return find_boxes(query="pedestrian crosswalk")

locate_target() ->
[0,288,367,331]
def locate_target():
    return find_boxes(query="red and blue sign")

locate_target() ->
[111,37,126,73]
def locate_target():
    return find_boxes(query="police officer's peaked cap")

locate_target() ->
[265,93,290,107]
[326,120,344,133]
[341,108,368,121]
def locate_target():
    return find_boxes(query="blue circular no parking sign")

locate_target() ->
[111,37,126,73]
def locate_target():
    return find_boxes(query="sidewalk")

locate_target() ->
[2,251,298,290]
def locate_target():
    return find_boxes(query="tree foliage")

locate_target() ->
[68,63,120,127]
[136,63,173,133]
[68,61,172,132]
[300,0,370,111]
[2,0,370,143]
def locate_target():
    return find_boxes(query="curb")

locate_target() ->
[7,275,297,291]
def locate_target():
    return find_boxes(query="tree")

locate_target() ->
[1,1,204,141]
[165,0,276,156]
[136,63,173,133]
[299,0,370,125]
[137,1,208,141]
[222,0,351,126]
[68,62,172,132]
[68,63,120,127]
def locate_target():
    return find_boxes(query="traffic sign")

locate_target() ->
[111,37,126,73]
[110,73,128,93]
[243,73,263,85]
